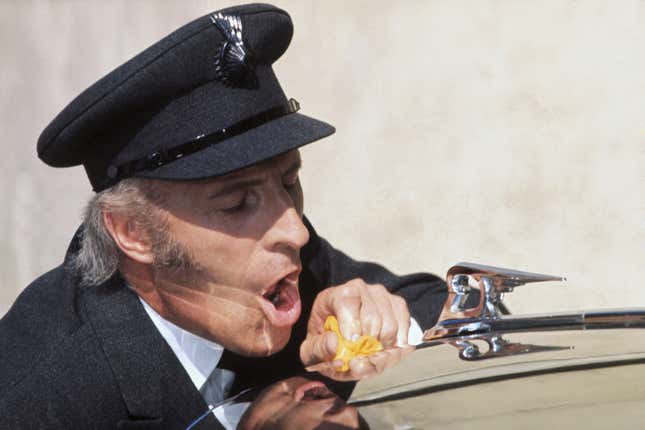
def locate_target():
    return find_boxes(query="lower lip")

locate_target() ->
[258,279,302,328]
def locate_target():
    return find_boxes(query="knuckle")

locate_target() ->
[339,286,355,299]
[328,285,349,301]
[392,295,408,310]
[336,279,361,297]
[362,314,380,330]
[347,278,363,287]
[392,294,405,305]
[368,283,388,294]
[318,287,333,301]
[380,320,397,339]
[380,332,396,346]
[381,314,398,333]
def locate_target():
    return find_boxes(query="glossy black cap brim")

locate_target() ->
[134,112,334,181]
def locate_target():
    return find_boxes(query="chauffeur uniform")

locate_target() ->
[0,218,446,429]
[0,3,447,429]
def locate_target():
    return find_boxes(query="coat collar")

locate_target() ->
[73,247,221,428]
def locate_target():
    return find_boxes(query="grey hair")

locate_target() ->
[73,178,167,287]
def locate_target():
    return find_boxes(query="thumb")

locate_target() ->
[300,331,339,367]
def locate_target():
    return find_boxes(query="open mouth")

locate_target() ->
[259,270,302,327]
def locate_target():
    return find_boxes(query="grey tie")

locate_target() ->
[199,367,236,407]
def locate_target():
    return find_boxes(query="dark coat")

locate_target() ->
[0,218,447,429]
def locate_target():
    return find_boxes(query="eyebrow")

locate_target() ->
[207,159,302,200]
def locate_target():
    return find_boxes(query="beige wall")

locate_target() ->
[1,0,643,317]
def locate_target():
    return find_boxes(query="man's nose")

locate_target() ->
[266,197,310,253]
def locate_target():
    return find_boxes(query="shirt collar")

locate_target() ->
[139,298,224,390]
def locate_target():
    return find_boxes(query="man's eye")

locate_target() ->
[218,191,248,213]
[219,192,258,213]
[221,199,247,213]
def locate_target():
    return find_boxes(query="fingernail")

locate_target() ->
[351,334,360,342]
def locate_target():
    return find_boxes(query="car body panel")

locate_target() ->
[351,328,645,429]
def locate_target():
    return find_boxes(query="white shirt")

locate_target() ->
[140,299,245,429]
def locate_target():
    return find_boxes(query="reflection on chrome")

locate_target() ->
[237,376,369,429]
[448,333,571,361]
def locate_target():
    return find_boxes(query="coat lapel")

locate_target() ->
[81,275,222,429]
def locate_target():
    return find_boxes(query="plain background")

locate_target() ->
[1,0,643,317]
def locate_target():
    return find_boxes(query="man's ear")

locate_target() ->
[102,211,154,265]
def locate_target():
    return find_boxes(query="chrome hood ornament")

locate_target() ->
[425,262,566,341]
[447,262,565,319]
[425,263,645,348]
[421,263,572,360]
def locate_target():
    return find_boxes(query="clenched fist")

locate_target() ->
[300,279,413,377]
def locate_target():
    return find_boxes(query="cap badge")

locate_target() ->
[210,13,257,88]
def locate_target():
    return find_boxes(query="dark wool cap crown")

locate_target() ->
[37,3,335,191]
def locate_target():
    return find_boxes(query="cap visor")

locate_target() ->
[136,112,334,181]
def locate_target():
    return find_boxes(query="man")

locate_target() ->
[0,4,446,429]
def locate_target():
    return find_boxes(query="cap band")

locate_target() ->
[105,98,301,186]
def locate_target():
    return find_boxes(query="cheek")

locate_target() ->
[180,230,259,285]
[184,287,292,354]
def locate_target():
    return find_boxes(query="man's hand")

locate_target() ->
[299,279,412,370]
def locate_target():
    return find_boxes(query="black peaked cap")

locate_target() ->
[37,3,334,191]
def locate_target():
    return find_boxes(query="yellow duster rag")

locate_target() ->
[324,315,383,372]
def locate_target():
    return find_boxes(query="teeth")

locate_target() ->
[273,282,284,306]
[265,277,293,308]
[265,282,282,306]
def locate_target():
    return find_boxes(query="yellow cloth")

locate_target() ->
[323,316,383,372]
